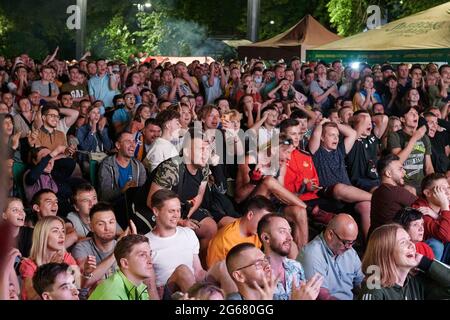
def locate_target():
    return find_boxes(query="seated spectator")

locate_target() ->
[346,111,387,192]
[308,120,372,239]
[394,207,435,260]
[353,75,382,112]
[98,131,146,228]
[19,216,80,300]
[88,59,119,109]
[258,214,322,300]
[235,134,309,248]
[388,107,434,193]
[147,128,218,264]
[206,195,272,268]
[0,247,21,300]
[76,105,112,173]
[144,109,180,173]
[31,65,59,103]
[201,62,225,105]
[2,197,33,257]
[112,92,135,134]
[32,262,79,300]
[72,203,133,296]
[134,118,161,162]
[412,173,450,263]
[2,114,21,164]
[225,243,274,300]
[89,234,157,300]
[298,214,364,300]
[370,154,417,235]
[66,183,98,238]
[146,189,207,299]
[359,224,450,300]
[423,111,450,174]
[129,103,152,134]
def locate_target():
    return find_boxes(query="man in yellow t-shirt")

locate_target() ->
[206,196,273,268]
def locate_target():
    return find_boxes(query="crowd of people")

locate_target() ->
[0,50,450,300]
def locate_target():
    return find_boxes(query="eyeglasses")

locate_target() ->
[234,256,271,272]
[46,113,60,119]
[332,230,355,247]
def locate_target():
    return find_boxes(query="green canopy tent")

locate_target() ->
[307,2,450,64]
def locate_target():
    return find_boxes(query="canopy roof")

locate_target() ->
[238,15,341,61]
[307,2,450,63]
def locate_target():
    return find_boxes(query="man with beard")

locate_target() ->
[72,203,135,295]
[98,131,146,228]
[370,154,418,236]
[423,111,450,174]
[298,214,364,300]
[258,214,323,300]
[88,234,157,300]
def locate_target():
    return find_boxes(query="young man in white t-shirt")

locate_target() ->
[144,109,180,172]
[145,189,207,299]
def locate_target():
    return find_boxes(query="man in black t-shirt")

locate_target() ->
[147,128,218,265]
[424,111,450,174]
[346,111,388,192]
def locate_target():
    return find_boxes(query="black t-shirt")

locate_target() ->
[346,134,380,183]
[16,226,33,257]
[430,131,450,173]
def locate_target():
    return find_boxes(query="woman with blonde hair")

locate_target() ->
[358,223,450,300]
[19,216,79,300]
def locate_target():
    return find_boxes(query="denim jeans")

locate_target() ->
[425,238,450,263]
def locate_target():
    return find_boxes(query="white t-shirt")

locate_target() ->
[144,137,178,172]
[145,227,199,287]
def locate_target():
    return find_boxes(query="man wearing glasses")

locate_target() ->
[298,214,364,300]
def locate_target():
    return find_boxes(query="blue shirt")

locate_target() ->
[273,258,306,300]
[117,161,132,189]
[298,233,364,300]
[112,108,131,125]
[312,141,351,188]
[88,74,118,108]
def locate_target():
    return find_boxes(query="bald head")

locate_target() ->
[325,214,359,255]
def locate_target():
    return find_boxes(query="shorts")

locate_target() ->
[189,208,213,223]
[354,178,380,192]
[305,197,345,213]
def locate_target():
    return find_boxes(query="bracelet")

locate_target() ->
[82,272,93,279]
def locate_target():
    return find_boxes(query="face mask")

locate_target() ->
[254,76,262,84]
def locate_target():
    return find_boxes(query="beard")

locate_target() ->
[270,241,291,257]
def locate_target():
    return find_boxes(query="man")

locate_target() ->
[258,214,323,300]
[66,183,99,238]
[346,111,388,192]
[112,92,135,134]
[298,214,364,300]
[144,109,180,172]
[31,104,68,151]
[258,106,280,149]
[201,62,226,104]
[56,92,79,134]
[31,65,59,103]
[158,68,194,104]
[206,196,273,268]
[424,111,450,174]
[98,131,146,227]
[134,118,161,162]
[146,128,217,264]
[370,154,418,235]
[388,107,434,192]
[261,64,286,100]
[338,105,354,125]
[88,58,119,109]
[396,63,411,99]
[145,189,207,298]
[308,120,372,239]
[61,66,89,106]
[72,202,132,293]
[89,234,157,300]
[32,263,79,300]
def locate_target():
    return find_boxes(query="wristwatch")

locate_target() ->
[82,272,93,279]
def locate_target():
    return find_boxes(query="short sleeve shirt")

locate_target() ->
[313,141,351,188]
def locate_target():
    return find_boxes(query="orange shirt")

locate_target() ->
[206,219,261,268]
[284,149,320,201]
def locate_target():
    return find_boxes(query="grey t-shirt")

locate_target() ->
[71,238,117,279]
[31,80,59,97]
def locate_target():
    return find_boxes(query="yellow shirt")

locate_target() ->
[206,218,261,268]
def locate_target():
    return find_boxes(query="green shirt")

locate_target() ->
[88,270,150,300]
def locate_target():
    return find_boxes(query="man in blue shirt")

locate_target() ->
[298,214,364,300]
[88,59,119,109]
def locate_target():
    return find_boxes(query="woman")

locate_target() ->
[2,114,22,163]
[19,216,80,300]
[381,116,402,151]
[359,223,450,300]
[125,71,144,104]
[353,75,382,112]
[129,103,152,134]
[76,105,113,175]
[267,78,295,102]
[2,197,33,257]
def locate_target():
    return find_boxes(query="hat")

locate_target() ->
[381,65,394,73]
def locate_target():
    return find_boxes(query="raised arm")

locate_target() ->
[337,123,357,154]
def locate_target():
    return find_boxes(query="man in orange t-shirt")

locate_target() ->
[206,196,273,268]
